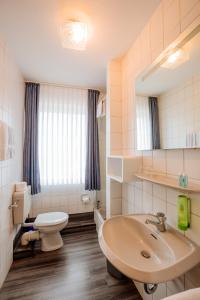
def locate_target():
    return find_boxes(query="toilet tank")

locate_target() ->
[12,186,32,224]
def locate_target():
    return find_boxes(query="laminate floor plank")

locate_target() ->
[0,229,142,300]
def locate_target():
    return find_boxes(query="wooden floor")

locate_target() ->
[0,228,142,300]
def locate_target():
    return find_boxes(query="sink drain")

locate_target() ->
[141,250,151,259]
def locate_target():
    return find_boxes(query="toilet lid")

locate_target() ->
[34,212,69,226]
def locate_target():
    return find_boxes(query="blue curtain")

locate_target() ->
[23,83,41,195]
[85,89,101,191]
[149,97,161,149]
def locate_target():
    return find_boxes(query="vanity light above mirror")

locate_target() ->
[161,49,189,69]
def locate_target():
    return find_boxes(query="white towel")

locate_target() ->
[15,182,27,192]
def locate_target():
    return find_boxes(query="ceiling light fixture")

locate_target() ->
[161,49,189,69]
[60,20,88,51]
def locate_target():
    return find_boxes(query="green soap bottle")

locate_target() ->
[177,195,190,231]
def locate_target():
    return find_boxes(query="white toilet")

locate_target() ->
[34,212,69,251]
[12,186,69,252]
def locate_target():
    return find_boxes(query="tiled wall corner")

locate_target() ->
[106,59,123,219]
[107,59,123,156]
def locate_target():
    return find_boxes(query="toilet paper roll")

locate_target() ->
[81,194,90,204]
[15,182,27,192]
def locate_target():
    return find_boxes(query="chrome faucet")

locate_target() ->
[145,212,167,232]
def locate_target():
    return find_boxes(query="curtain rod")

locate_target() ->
[24,80,105,93]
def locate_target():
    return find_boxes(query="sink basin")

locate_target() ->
[98,214,200,284]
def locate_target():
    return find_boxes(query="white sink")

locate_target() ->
[98,214,200,284]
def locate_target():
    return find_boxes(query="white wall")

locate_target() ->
[108,0,200,299]
[31,185,96,217]
[0,36,24,288]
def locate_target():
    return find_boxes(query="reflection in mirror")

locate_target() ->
[136,26,200,150]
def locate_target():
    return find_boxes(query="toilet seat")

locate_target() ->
[34,212,68,227]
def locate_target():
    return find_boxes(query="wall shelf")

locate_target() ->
[107,155,141,183]
[135,173,200,193]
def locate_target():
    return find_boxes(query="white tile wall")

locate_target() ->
[139,23,151,72]
[106,60,123,217]
[107,1,200,299]
[163,0,180,48]
[166,150,183,176]
[184,149,200,180]
[166,276,185,296]
[31,185,96,217]
[159,76,200,149]
[180,0,200,32]
[97,116,106,210]
[152,150,166,174]
[150,3,164,61]
[0,38,24,287]
[107,60,123,155]
[142,150,153,171]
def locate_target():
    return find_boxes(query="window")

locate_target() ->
[38,85,88,185]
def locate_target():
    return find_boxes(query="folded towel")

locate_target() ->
[15,182,27,192]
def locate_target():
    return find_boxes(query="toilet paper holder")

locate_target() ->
[81,194,90,204]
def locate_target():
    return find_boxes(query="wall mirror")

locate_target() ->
[135,25,200,150]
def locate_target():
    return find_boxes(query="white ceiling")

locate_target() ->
[0,0,160,89]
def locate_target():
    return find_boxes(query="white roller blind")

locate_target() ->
[38,84,88,186]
